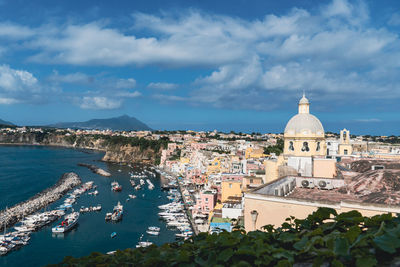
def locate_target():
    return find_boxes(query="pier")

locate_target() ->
[160,168,199,236]
[78,163,111,177]
[0,172,81,231]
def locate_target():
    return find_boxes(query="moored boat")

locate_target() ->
[51,212,79,233]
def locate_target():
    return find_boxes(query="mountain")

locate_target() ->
[49,115,152,131]
[0,118,14,126]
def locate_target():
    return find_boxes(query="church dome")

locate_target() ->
[284,113,324,135]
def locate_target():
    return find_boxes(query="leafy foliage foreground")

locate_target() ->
[50,208,400,266]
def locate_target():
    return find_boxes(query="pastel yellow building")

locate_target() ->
[338,128,353,155]
[245,147,266,159]
[180,157,190,164]
[221,180,242,202]
[244,191,399,231]
[264,155,285,183]
[283,94,326,158]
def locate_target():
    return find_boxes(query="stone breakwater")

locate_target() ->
[78,163,111,177]
[0,172,81,231]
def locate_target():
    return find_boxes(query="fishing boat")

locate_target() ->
[51,212,79,233]
[111,202,123,221]
[111,232,117,238]
[111,181,122,192]
[105,213,112,221]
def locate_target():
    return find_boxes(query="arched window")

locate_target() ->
[301,142,309,152]
[316,142,320,151]
[289,141,294,151]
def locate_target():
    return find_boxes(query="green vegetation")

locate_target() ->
[50,208,400,266]
[264,138,284,156]
[102,135,169,152]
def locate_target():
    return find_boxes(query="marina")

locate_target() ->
[0,146,177,266]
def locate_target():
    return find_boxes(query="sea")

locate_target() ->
[0,145,176,266]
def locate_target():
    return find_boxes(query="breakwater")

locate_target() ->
[78,163,111,177]
[0,172,81,231]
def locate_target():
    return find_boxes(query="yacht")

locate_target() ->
[111,202,123,221]
[52,212,79,233]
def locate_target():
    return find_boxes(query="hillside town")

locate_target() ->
[2,95,400,235]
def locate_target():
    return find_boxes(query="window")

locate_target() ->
[205,197,208,202]
[250,179,253,183]
[316,142,320,151]
[229,183,232,188]
[301,142,310,152]
[344,149,348,155]
[274,189,279,196]
[289,141,294,151]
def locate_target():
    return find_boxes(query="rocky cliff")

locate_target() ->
[0,132,165,164]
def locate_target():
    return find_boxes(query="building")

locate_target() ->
[283,94,326,158]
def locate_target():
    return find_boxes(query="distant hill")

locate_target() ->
[0,118,14,126]
[49,115,152,131]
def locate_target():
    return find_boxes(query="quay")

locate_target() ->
[159,168,199,236]
[78,163,111,177]
[0,172,81,231]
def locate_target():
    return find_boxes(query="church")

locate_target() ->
[264,94,350,183]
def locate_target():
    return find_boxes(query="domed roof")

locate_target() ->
[284,113,324,135]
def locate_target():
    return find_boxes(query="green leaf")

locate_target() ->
[293,236,308,251]
[218,248,234,262]
[374,232,400,254]
[334,238,350,256]
[356,256,377,267]
[345,226,362,244]
[332,259,345,267]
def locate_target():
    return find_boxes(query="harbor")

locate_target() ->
[0,146,177,266]
[0,172,81,231]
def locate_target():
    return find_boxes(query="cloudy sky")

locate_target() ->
[0,0,399,134]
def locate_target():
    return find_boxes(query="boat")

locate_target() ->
[111,232,117,238]
[111,181,122,192]
[146,230,160,236]
[148,226,160,231]
[107,251,116,255]
[136,241,153,248]
[111,202,123,221]
[52,212,79,233]
[129,194,136,199]
[105,213,112,221]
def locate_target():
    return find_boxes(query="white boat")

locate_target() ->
[148,226,160,231]
[129,194,136,199]
[136,241,153,248]
[146,230,160,236]
[52,212,79,233]
[111,201,123,221]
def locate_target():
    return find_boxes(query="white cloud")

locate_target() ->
[0,22,35,39]
[79,96,121,110]
[0,0,400,110]
[147,82,178,90]
[0,97,19,104]
[116,90,141,98]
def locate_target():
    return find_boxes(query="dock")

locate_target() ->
[78,163,111,177]
[0,172,81,231]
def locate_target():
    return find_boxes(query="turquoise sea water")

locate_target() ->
[0,145,176,266]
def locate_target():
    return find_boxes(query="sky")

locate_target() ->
[0,0,400,135]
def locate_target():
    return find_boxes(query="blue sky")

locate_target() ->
[0,0,400,135]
